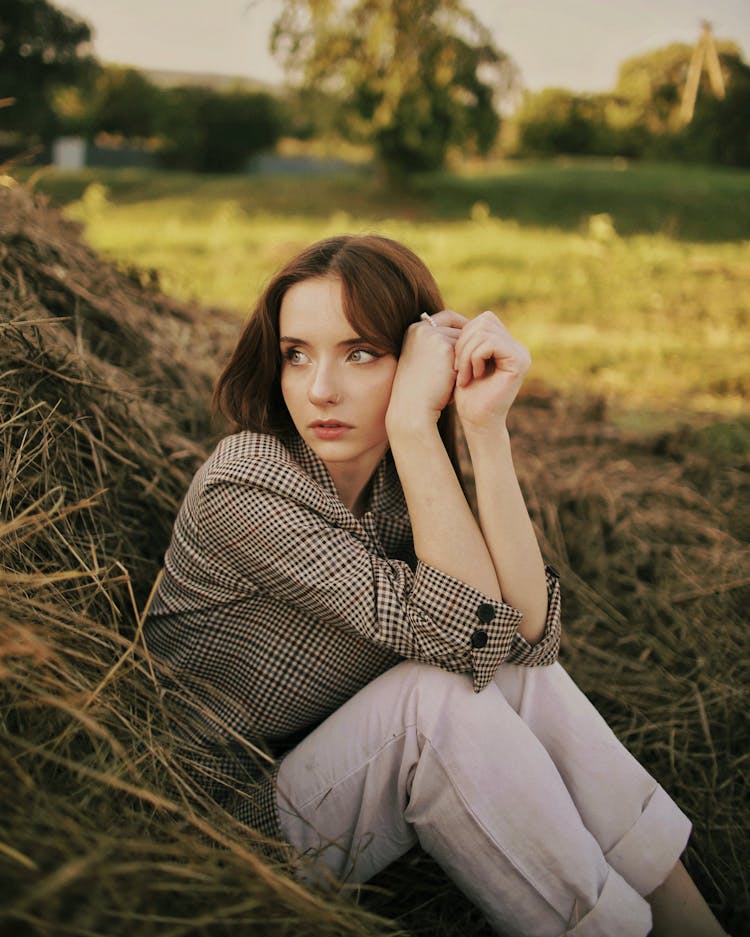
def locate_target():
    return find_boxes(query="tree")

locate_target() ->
[515,88,598,156]
[511,37,750,167]
[90,66,164,140]
[611,40,750,166]
[271,0,517,175]
[0,0,95,144]
[281,86,348,140]
[613,39,742,134]
[673,58,750,167]
[157,86,282,172]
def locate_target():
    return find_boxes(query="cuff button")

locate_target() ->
[470,629,489,649]
[476,602,494,622]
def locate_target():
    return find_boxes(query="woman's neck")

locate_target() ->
[333,472,374,517]
[327,458,383,516]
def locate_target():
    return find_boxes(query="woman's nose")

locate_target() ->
[308,364,341,405]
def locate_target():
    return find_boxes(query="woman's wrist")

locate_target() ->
[461,416,511,450]
[386,406,441,441]
[387,413,442,449]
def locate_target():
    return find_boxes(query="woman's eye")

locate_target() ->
[349,348,378,363]
[283,348,309,365]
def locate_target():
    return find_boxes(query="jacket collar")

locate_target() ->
[283,433,407,520]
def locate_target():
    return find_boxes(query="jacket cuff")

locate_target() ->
[504,565,562,670]
[412,561,524,690]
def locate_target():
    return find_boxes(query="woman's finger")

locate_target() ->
[454,332,479,386]
[434,325,463,345]
[471,341,495,380]
[429,309,469,330]
[457,332,530,386]
[455,332,498,385]
[464,340,496,385]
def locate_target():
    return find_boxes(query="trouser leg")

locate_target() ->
[491,662,691,897]
[275,660,688,937]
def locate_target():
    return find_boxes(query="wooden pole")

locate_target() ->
[679,21,725,126]
[704,22,726,100]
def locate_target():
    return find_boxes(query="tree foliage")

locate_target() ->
[157,86,282,172]
[514,39,750,167]
[90,66,164,139]
[515,88,601,156]
[0,0,95,143]
[271,0,517,174]
[51,63,283,172]
[281,86,346,140]
[668,58,750,167]
[613,39,743,133]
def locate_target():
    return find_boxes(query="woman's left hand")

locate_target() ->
[453,311,531,433]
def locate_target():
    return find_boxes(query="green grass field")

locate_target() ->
[26,159,750,427]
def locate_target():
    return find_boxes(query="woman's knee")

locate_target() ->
[396,660,474,703]
[375,659,473,701]
[391,660,523,743]
[350,660,489,741]
[397,660,583,737]
[492,660,585,719]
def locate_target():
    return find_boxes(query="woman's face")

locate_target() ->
[279,276,398,496]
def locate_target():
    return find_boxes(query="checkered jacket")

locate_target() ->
[144,431,561,839]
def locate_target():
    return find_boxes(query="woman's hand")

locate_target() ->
[386,310,467,435]
[453,311,531,434]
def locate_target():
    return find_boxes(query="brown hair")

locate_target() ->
[214,234,460,467]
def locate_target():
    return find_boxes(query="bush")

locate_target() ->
[512,45,750,167]
[91,66,164,140]
[662,62,750,167]
[157,86,282,173]
[514,88,604,157]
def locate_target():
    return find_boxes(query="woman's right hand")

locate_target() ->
[386,310,467,435]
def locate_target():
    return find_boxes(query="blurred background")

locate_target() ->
[4,0,749,170]
[2,0,749,428]
[1,3,749,936]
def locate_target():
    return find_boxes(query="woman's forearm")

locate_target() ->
[464,424,548,644]
[388,420,504,603]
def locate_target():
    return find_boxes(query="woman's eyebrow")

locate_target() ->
[279,336,366,347]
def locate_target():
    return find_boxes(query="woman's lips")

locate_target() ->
[310,421,352,440]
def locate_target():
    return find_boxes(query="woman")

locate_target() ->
[144,235,726,936]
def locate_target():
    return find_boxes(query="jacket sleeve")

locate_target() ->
[198,479,560,692]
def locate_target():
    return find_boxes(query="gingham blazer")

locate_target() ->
[144,430,561,838]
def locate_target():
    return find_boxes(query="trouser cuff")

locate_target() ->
[604,784,692,896]
[571,867,652,937]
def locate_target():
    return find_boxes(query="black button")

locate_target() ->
[470,629,488,649]
[476,602,494,622]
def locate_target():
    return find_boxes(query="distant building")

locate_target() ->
[51,136,158,170]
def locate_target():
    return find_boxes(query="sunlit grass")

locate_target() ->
[27,161,750,421]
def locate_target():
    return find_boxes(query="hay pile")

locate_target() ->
[0,181,394,937]
[1,180,748,936]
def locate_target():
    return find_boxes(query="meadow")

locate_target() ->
[29,158,750,426]
[3,161,748,936]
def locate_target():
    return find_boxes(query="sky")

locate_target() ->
[59,0,750,95]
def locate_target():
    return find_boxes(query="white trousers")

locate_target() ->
[275,661,691,937]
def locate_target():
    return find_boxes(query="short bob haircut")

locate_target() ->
[214,234,460,468]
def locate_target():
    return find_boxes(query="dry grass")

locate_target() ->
[0,181,398,937]
[1,182,748,936]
